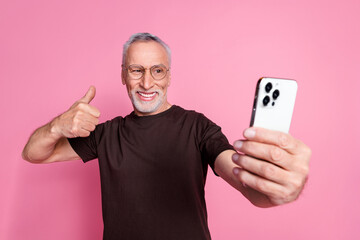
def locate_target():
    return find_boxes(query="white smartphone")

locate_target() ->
[250,77,298,133]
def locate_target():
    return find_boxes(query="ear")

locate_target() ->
[167,72,171,87]
[121,69,126,85]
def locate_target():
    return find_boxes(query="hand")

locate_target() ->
[231,127,311,206]
[51,86,100,138]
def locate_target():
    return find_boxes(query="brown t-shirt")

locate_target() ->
[68,105,233,240]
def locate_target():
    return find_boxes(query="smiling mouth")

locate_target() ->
[137,91,157,101]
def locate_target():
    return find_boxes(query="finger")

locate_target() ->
[75,103,100,118]
[83,104,101,118]
[232,153,290,185]
[78,129,91,137]
[80,121,97,132]
[233,140,293,170]
[79,86,96,104]
[70,127,91,138]
[233,167,287,200]
[72,113,98,131]
[82,113,100,126]
[243,127,302,155]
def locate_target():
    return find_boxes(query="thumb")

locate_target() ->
[79,86,96,103]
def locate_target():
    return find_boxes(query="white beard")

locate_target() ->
[129,89,167,114]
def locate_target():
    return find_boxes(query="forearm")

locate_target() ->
[22,86,100,164]
[22,119,62,163]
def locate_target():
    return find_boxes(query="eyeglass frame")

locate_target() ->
[121,64,170,80]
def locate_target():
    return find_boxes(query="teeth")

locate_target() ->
[138,92,156,98]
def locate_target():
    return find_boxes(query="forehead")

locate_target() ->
[126,41,169,67]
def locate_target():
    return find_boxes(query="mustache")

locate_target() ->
[131,89,163,95]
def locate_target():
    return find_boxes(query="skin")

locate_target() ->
[215,128,311,207]
[21,86,99,163]
[121,41,172,116]
[22,40,311,207]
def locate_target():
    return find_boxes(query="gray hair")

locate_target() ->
[122,32,172,67]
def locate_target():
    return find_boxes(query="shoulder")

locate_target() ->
[173,105,208,120]
[101,116,124,126]
[89,116,125,143]
[173,105,216,131]
[95,116,124,133]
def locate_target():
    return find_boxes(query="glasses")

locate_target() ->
[122,64,170,80]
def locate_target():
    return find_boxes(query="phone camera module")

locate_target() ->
[265,82,272,93]
[273,89,280,100]
[263,95,270,106]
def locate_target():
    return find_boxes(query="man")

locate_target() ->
[22,33,311,239]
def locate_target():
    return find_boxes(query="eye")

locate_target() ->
[129,66,143,74]
[152,67,165,74]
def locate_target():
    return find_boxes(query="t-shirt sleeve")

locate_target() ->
[197,114,234,176]
[67,123,103,163]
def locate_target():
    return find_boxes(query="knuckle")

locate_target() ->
[278,133,289,147]
[73,111,82,119]
[270,147,282,162]
[298,164,310,176]
[282,191,293,203]
[77,102,86,108]
[72,117,80,125]
[255,178,267,192]
[75,102,87,111]
[279,188,294,203]
[290,177,303,190]
[70,126,79,135]
[293,160,310,176]
[261,164,275,178]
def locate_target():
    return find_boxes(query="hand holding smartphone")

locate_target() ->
[250,77,297,133]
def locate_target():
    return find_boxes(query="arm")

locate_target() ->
[214,127,311,207]
[22,123,79,163]
[22,86,100,164]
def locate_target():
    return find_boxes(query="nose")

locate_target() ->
[140,69,154,90]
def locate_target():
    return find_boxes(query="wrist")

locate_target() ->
[49,117,63,140]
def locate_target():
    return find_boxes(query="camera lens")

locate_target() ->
[273,89,280,99]
[265,82,272,93]
[263,95,270,106]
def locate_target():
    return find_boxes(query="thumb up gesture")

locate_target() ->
[52,86,101,138]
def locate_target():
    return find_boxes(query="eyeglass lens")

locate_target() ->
[127,65,167,80]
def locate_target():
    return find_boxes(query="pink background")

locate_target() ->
[1,0,359,239]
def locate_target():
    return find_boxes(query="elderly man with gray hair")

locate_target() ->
[22,33,311,240]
